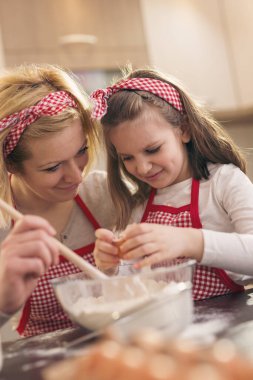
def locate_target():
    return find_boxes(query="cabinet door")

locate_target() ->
[140,0,253,111]
[0,0,149,70]
[223,0,253,109]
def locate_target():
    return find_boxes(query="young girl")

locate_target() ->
[91,67,253,301]
[0,63,115,336]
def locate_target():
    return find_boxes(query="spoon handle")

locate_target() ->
[0,198,107,279]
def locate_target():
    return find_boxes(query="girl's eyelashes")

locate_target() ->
[146,146,161,154]
[121,155,132,162]
[120,146,161,161]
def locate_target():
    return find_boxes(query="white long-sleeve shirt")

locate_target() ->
[130,163,253,285]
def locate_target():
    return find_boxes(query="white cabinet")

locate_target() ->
[140,0,253,111]
[222,0,253,109]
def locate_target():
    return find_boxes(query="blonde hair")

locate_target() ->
[0,63,99,228]
[101,67,246,230]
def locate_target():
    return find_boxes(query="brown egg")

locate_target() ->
[166,339,207,365]
[210,339,253,380]
[130,328,165,352]
[145,353,179,380]
[43,356,82,380]
[78,340,123,380]
[184,362,230,380]
[116,338,180,380]
[116,346,148,380]
[113,238,126,258]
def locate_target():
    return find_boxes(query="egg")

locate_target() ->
[113,238,126,258]
[130,328,165,352]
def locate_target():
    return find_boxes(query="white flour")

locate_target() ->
[69,280,186,331]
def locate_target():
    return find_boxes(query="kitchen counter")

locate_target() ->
[1,289,253,380]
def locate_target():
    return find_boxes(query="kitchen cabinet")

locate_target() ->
[140,0,253,111]
[0,0,149,70]
[0,0,253,112]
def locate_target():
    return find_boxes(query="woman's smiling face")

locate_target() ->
[12,118,89,203]
[109,108,191,188]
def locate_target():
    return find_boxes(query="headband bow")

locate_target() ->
[90,77,184,119]
[0,90,78,157]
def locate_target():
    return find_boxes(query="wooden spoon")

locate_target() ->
[0,198,107,280]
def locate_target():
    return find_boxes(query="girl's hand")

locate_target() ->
[94,228,120,275]
[119,223,204,269]
[0,215,60,315]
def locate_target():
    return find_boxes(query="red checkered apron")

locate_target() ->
[16,195,100,337]
[141,178,244,301]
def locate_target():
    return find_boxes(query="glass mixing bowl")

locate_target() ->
[52,259,195,337]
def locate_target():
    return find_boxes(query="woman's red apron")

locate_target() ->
[17,195,100,337]
[141,178,244,301]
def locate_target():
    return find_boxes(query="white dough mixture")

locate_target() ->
[68,279,184,330]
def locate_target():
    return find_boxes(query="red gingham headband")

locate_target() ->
[90,77,184,119]
[0,90,78,157]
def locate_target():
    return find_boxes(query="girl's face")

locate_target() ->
[12,118,89,203]
[109,108,191,188]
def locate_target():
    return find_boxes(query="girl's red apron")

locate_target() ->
[141,178,243,301]
[17,195,100,337]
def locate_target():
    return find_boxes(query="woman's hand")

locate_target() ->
[0,215,60,315]
[119,223,204,269]
[94,228,120,275]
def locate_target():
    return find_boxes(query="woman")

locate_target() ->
[0,63,115,336]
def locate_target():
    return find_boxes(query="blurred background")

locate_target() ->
[0,0,253,179]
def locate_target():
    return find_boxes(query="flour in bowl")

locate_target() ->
[69,279,183,330]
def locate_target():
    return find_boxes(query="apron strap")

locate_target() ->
[190,179,202,228]
[141,188,156,222]
[74,194,100,230]
[16,299,31,335]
